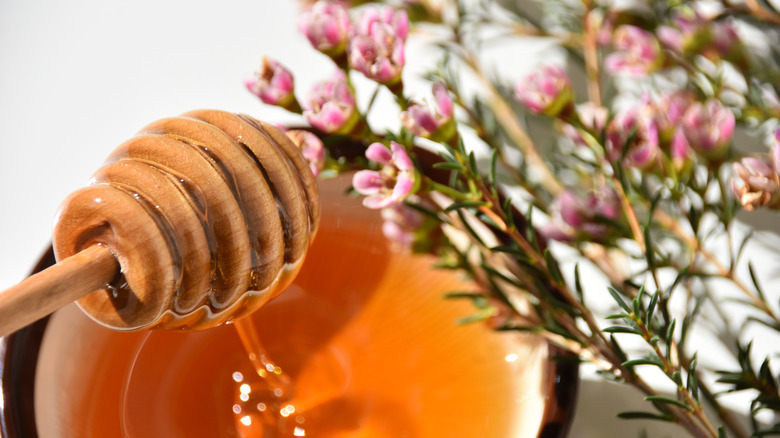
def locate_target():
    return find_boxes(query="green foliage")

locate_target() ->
[259,0,780,435]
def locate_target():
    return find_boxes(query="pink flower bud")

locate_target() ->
[578,102,608,132]
[681,99,735,158]
[606,108,660,169]
[399,82,456,140]
[401,105,437,136]
[353,141,417,209]
[562,103,608,146]
[536,222,572,244]
[552,186,621,240]
[589,10,614,47]
[657,10,712,55]
[731,155,780,210]
[356,6,409,42]
[303,71,359,134]
[651,91,696,141]
[244,58,296,108]
[760,85,780,118]
[557,191,587,229]
[297,1,351,56]
[712,19,741,59]
[604,25,663,76]
[285,130,326,177]
[773,130,780,174]
[670,129,694,173]
[349,7,407,84]
[514,64,573,116]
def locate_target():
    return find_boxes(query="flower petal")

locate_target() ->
[433,82,454,118]
[391,170,415,201]
[363,194,394,209]
[352,170,385,195]
[390,141,414,171]
[365,143,393,165]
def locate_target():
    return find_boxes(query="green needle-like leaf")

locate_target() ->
[688,354,699,402]
[603,326,643,335]
[573,263,584,304]
[646,290,659,325]
[623,358,665,369]
[748,261,766,302]
[616,411,676,422]
[608,287,632,313]
[433,161,467,172]
[644,395,692,411]
[544,249,564,284]
[488,148,498,186]
[444,200,490,212]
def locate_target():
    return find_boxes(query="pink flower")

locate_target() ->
[562,103,608,146]
[353,141,416,209]
[712,19,741,58]
[657,10,712,55]
[399,82,456,140]
[380,200,424,248]
[659,11,742,62]
[549,186,621,240]
[589,10,615,47]
[604,25,663,76]
[244,57,296,108]
[578,102,609,132]
[297,1,351,56]
[536,222,573,244]
[669,128,694,173]
[303,71,359,134]
[632,92,699,173]
[285,130,326,176]
[730,131,780,211]
[731,152,780,211]
[349,7,407,84]
[681,99,735,158]
[760,85,780,119]
[649,91,695,140]
[355,6,409,42]
[514,64,573,116]
[606,107,660,169]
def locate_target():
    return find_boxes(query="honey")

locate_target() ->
[34,177,552,437]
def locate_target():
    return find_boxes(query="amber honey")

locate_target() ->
[34,177,552,437]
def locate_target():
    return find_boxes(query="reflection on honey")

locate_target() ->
[35,177,550,437]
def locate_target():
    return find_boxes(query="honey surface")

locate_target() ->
[35,177,549,437]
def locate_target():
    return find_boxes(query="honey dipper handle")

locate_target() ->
[0,245,119,337]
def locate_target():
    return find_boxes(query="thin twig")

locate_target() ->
[582,2,602,107]
[655,211,780,326]
[460,50,565,196]
[743,0,780,25]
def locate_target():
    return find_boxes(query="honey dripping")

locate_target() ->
[231,318,305,437]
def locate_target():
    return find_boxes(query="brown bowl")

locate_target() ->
[1,176,577,437]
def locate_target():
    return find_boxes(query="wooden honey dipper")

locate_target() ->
[0,110,319,335]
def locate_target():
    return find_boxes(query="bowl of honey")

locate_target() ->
[1,175,577,437]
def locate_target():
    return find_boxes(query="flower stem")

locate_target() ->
[582,4,602,107]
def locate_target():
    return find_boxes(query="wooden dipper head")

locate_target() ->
[51,110,319,331]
